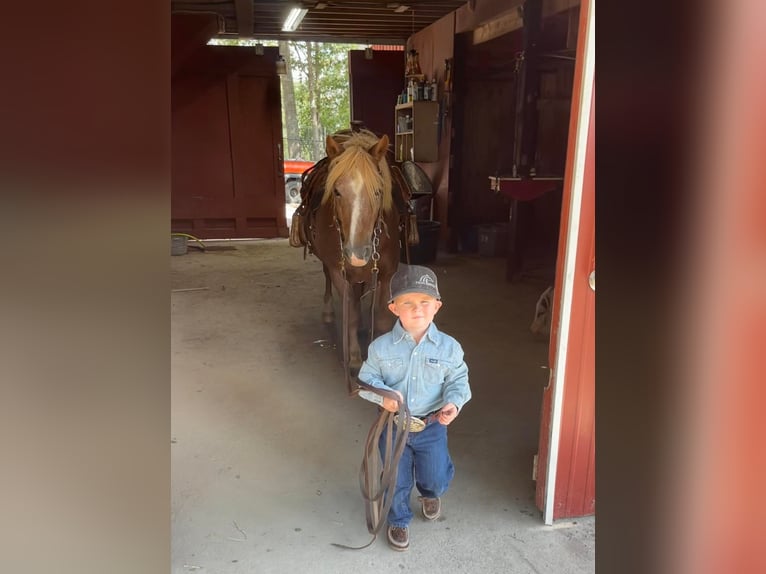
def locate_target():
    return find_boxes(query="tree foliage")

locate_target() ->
[285,42,363,161]
[207,38,364,162]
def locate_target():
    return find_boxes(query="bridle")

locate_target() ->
[329,180,387,396]
[326,172,416,551]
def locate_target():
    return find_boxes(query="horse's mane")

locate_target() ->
[323,129,393,212]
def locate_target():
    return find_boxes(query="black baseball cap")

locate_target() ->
[388,264,441,302]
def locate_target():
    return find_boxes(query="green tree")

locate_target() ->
[209,38,363,161]
[279,40,301,159]
[288,41,363,160]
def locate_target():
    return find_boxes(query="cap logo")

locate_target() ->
[415,274,436,288]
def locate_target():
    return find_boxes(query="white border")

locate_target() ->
[543,0,595,526]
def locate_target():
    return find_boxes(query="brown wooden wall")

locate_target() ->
[171,14,287,239]
[348,50,405,147]
[452,29,522,235]
[408,12,456,245]
[448,7,575,259]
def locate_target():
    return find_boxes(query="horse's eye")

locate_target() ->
[333,189,341,197]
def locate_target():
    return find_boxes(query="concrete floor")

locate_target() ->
[171,239,594,574]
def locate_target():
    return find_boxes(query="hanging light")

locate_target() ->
[365,46,373,60]
[276,55,287,75]
[254,42,265,56]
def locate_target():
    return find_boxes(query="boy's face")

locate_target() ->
[388,292,442,332]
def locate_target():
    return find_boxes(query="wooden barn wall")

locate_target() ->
[348,50,405,146]
[407,12,456,245]
[454,0,579,34]
[452,29,522,240]
[172,14,286,239]
[455,0,524,33]
[450,7,575,258]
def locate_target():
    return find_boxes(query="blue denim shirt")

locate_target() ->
[357,320,471,416]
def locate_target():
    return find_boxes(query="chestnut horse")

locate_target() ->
[294,129,410,390]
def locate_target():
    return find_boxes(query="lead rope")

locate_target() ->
[332,216,412,549]
[331,382,411,550]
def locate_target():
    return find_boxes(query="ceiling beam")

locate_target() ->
[235,0,254,37]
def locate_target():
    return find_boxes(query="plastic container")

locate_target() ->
[171,235,188,256]
[403,220,440,264]
[477,223,509,257]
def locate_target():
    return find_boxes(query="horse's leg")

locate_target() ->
[321,264,334,324]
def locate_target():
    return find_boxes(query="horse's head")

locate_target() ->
[323,131,392,267]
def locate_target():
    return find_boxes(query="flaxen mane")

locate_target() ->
[322,130,393,212]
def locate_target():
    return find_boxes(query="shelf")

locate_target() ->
[394,101,438,163]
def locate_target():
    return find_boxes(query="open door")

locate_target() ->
[171,13,287,239]
[535,0,595,523]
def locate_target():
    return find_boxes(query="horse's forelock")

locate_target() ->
[323,137,392,212]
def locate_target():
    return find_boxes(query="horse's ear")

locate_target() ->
[368,134,389,162]
[326,136,342,159]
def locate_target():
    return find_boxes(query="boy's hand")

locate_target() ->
[438,403,459,425]
[382,391,404,413]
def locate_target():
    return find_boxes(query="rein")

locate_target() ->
[331,380,412,550]
[332,212,412,551]
[333,208,385,396]
[316,148,417,550]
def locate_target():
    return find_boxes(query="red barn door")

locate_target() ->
[535,0,595,523]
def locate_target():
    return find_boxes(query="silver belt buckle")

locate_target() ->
[394,414,426,433]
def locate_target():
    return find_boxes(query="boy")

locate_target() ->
[357,264,471,551]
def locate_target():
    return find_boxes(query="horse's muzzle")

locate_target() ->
[344,245,372,267]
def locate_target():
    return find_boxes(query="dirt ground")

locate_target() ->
[171,239,594,573]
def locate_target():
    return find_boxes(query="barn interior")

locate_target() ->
[171,241,593,571]
[171,0,593,570]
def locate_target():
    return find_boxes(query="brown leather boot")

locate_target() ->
[387,525,409,551]
[420,497,441,521]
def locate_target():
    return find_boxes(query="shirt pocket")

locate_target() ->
[424,356,453,384]
[380,357,406,385]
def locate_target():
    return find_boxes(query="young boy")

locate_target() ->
[357,264,471,551]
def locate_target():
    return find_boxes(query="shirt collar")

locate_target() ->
[392,320,441,345]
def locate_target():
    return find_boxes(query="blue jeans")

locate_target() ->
[379,419,455,528]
